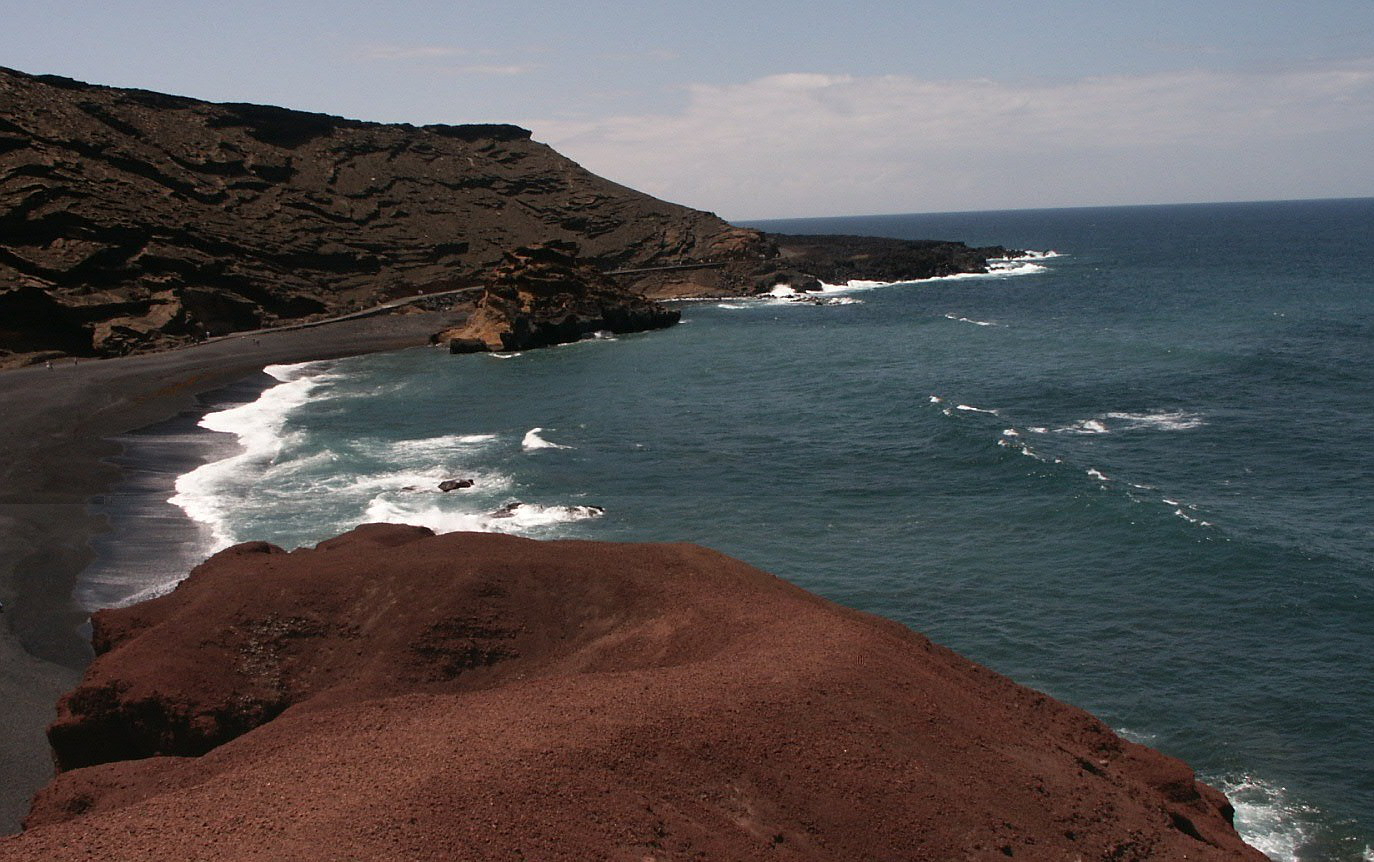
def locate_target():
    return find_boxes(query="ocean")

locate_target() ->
[83,197,1374,861]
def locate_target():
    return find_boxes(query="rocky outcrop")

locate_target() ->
[0,66,1029,366]
[764,233,1016,285]
[5,525,1264,861]
[626,233,1019,300]
[0,66,765,364]
[436,241,680,353]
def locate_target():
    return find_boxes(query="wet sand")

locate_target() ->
[0,307,466,833]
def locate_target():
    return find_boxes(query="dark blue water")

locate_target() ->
[98,198,1374,860]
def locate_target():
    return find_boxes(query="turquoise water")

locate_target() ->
[92,198,1374,860]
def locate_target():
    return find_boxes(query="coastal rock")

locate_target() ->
[0,66,761,365]
[0,286,91,358]
[435,241,680,353]
[8,526,1264,860]
[755,234,1018,286]
[437,478,473,492]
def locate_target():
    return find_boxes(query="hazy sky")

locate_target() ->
[3,1,1372,218]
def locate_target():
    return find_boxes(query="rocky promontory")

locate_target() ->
[435,241,679,353]
[2,66,1019,367]
[0,66,763,365]
[3,525,1263,860]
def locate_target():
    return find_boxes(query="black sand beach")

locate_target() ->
[0,307,466,833]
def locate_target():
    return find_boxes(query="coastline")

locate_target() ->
[0,306,466,834]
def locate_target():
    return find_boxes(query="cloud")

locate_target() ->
[360,44,465,62]
[444,64,535,77]
[530,61,1374,218]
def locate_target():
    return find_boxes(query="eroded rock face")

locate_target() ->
[436,241,680,353]
[0,66,761,363]
[9,525,1265,861]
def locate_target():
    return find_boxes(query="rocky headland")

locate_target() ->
[1,525,1264,861]
[1,66,1013,367]
[435,241,680,353]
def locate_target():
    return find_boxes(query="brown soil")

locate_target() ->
[3,525,1265,861]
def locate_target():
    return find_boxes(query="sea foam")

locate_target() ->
[362,497,603,535]
[1216,774,1320,862]
[169,361,336,552]
[1054,411,1204,435]
[522,427,571,450]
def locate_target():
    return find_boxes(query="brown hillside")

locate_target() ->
[3,526,1264,861]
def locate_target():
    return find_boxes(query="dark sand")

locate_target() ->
[0,307,466,833]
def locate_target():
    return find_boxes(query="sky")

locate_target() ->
[2,1,1372,219]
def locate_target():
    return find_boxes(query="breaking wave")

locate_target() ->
[522,427,572,450]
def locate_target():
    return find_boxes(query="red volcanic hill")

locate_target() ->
[3,526,1263,861]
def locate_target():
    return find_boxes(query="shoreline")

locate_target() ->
[0,306,466,834]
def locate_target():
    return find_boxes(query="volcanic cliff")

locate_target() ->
[0,67,1015,366]
[3,525,1263,861]
[0,66,763,362]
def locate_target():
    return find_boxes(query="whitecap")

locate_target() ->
[522,427,571,451]
[1056,418,1110,435]
[955,404,1000,415]
[944,314,999,326]
[1172,507,1213,528]
[361,497,602,535]
[388,433,498,457]
[1215,775,1319,862]
[1114,727,1158,743]
[1086,468,1110,482]
[1103,410,1206,431]
[1055,410,1204,435]
[929,395,945,404]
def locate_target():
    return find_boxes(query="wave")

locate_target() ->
[1054,410,1205,435]
[932,397,1218,529]
[522,427,571,451]
[754,253,1056,303]
[1104,410,1206,431]
[387,433,498,457]
[1214,774,1321,862]
[944,314,999,326]
[169,361,337,551]
[361,497,603,535]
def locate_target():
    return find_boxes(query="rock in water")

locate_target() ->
[437,478,475,492]
[436,241,680,353]
[6,525,1265,861]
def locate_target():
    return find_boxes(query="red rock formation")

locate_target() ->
[436,241,680,353]
[3,526,1264,860]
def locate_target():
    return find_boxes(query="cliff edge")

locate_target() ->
[3,525,1263,861]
